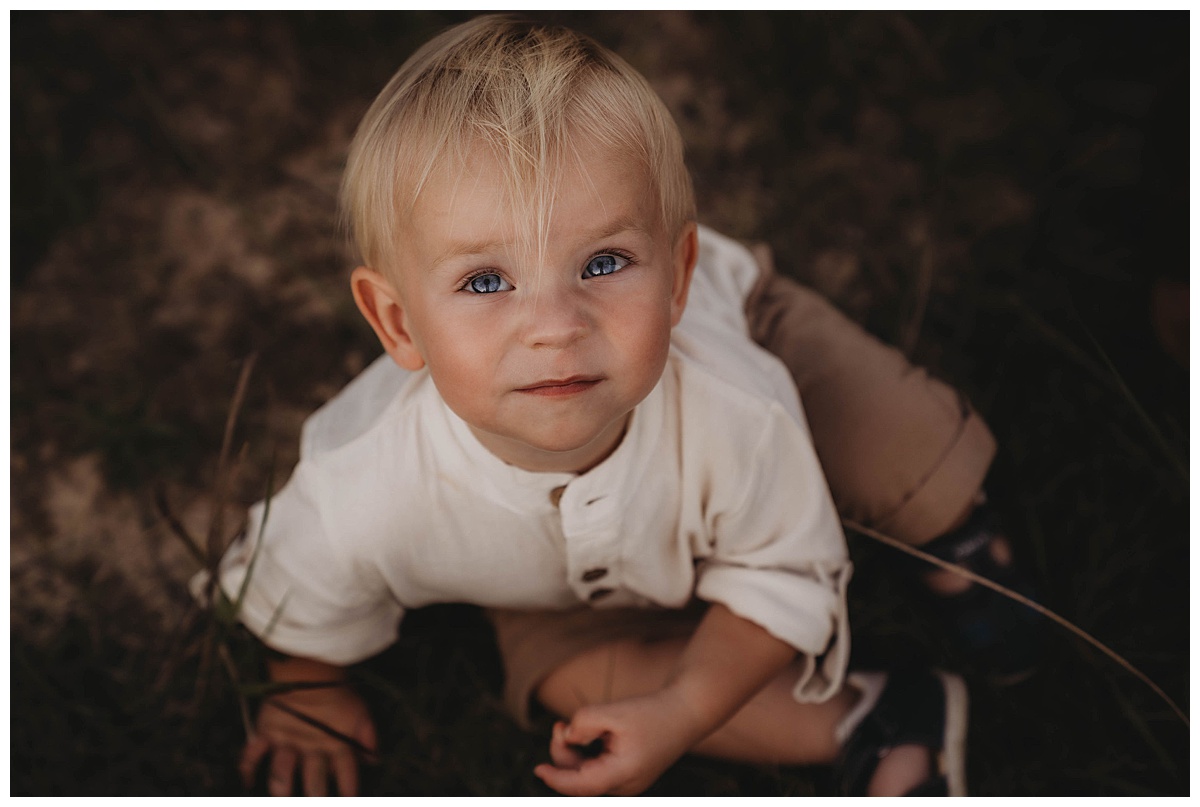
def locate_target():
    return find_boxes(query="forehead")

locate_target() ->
[402,137,660,262]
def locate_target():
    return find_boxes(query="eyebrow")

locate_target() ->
[430,215,653,270]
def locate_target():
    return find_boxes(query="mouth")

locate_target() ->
[516,376,603,397]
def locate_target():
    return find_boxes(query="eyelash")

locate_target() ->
[591,248,637,272]
[457,248,638,293]
[459,268,510,294]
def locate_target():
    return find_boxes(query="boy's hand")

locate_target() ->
[240,670,377,796]
[533,688,703,796]
[534,604,799,795]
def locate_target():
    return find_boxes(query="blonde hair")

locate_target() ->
[340,14,695,277]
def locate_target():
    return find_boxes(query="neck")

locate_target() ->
[468,414,630,474]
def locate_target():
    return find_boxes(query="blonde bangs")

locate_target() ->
[340,15,695,278]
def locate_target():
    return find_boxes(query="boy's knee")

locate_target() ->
[535,637,683,717]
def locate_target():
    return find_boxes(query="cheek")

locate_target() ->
[423,326,488,381]
[611,296,674,377]
[410,297,488,362]
[411,305,507,408]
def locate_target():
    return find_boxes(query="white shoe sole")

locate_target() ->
[935,669,970,797]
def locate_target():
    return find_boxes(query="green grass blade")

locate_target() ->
[206,354,256,569]
[260,591,290,643]
[154,487,205,565]
[231,458,276,619]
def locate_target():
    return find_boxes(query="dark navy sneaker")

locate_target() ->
[913,503,1044,685]
[835,668,970,796]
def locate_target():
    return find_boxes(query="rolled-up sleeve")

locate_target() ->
[197,461,404,665]
[693,401,852,703]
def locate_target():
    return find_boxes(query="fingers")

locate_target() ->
[331,748,360,797]
[268,746,298,796]
[302,752,329,797]
[534,756,617,796]
[560,711,612,756]
[538,717,623,796]
[239,734,271,789]
[328,714,375,795]
[561,707,605,743]
[242,688,377,795]
[548,721,586,769]
[354,714,380,762]
[253,746,357,796]
[242,710,373,795]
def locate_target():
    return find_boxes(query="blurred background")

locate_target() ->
[11,11,1189,795]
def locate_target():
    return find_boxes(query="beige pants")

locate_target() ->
[744,247,996,544]
[491,248,997,727]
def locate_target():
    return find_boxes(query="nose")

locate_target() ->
[518,281,589,349]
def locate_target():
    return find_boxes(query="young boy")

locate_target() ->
[210,14,1030,797]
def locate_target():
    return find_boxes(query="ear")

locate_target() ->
[669,222,698,327]
[350,266,426,371]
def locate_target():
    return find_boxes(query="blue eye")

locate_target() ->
[583,253,630,278]
[466,273,512,294]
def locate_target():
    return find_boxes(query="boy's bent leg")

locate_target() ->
[490,604,846,761]
[745,248,1042,682]
[490,607,949,795]
[488,605,702,730]
[534,636,953,796]
[535,634,851,765]
[745,247,996,546]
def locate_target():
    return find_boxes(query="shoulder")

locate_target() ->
[683,225,763,336]
[665,349,840,555]
[288,370,442,541]
[666,348,807,454]
[669,313,806,430]
[300,354,415,459]
[694,224,762,301]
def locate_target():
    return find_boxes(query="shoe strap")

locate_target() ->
[835,669,948,796]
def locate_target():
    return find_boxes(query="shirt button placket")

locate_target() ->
[559,484,617,603]
[581,568,608,583]
[582,567,610,600]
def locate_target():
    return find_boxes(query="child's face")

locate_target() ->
[358,139,695,474]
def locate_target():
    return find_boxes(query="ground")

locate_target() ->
[11,11,1190,796]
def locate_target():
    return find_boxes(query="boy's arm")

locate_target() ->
[667,599,799,727]
[240,654,378,797]
[534,602,795,796]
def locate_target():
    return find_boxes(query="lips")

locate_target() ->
[516,375,603,397]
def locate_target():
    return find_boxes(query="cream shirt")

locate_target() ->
[212,227,852,703]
